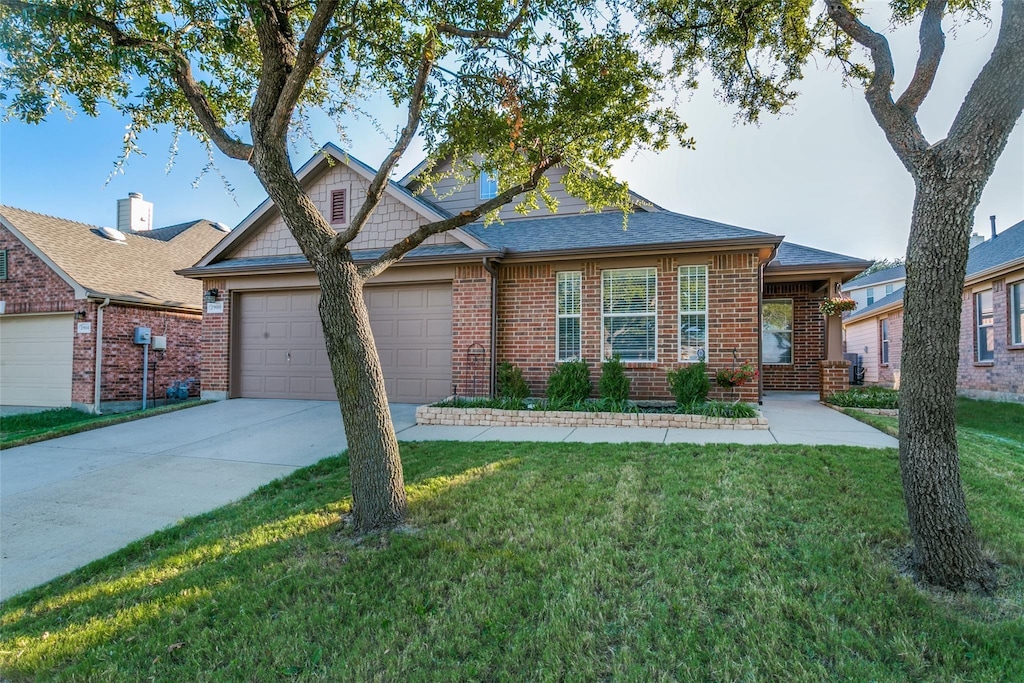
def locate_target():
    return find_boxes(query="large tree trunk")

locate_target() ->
[249,140,407,534]
[318,261,408,531]
[898,169,995,592]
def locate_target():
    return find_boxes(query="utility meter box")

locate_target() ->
[151,335,167,351]
[134,327,152,345]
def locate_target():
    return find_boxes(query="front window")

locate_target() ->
[976,290,994,361]
[602,267,657,362]
[479,170,498,200]
[762,300,793,364]
[1012,282,1024,346]
[885,283,894,296]
[556,271,581,361]
[678,265,708,362]
[880,318,889,365]
[866,288,875,305]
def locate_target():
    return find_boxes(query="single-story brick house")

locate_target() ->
[180,145,870,404]
[0,197,228,411]
[843,217,1024,402]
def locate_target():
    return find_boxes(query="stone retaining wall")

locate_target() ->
[416,406,769,430]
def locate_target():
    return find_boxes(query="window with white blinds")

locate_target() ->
[678,265,707,362]
[556,271,581,361]
[602,267,657,362]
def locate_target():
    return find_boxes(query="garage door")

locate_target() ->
[0,314,74,407]
[236,284,452,403]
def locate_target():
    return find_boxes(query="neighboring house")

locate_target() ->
[843,218,1024,401]
[0,196,229,411]
[180,145,870,405]
[843,264,906,311]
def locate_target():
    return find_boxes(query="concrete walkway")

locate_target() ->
[1,394,894,600]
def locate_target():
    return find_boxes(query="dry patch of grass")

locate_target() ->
[1,433,1021,681]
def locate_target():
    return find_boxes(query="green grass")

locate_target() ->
[2,420,1021,680]
[0,401,207,449]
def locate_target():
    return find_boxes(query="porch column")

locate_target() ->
[824,277,843,360]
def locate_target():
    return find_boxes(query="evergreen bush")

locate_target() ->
[666,362,709,405]
[599,355,631,402]
[496,362,530,400]
[546,358,592,405]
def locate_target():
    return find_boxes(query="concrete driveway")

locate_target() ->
[1,400,417,601]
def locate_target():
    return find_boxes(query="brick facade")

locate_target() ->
[451,265,494,398]
[877,311,903,387]
[2,226,203,410]
[201,278,231,399]
[819,360,851,401]
[761,282,824,391]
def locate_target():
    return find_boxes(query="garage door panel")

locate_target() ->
[236,284,451,403]
[0,315,74,407]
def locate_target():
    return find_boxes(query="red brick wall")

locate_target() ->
[958,278,1024,398]
[876,311,903,387]
[452,265,494,397]
[0,227,76,313]
[486,252,761,402]
[202,278,230,396]
[93,305,202,404]
[819,360,851,401]
[762,283,824,391]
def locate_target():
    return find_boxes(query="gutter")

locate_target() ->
[481,253,504,398]
[758,242,781,404]
[93,297,111,414]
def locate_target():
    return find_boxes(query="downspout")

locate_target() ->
[482,254,503,398]
[93,297,111,414]
[758,245,780,406]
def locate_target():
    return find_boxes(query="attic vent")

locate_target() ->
[0,249,7,280]
[213,221,232,233]
[98,226,127,242]
[330,189,347,225]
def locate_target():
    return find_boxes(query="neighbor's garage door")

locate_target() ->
[0,314,74,407]
[236,284,452,403]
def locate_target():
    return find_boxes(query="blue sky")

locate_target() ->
[1,8,1021,262]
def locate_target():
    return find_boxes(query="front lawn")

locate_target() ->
[1,429,1021,680]
[0,401,206,448]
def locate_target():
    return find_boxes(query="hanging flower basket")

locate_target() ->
[819,297,858,316]
[716,363,758,388]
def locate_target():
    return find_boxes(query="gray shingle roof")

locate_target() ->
[464,210,780,254]
[967,218,1024,276]
[0,206,227,310]
[769,242,870,269]
[846,264,906,287]
[193,243,483,274]
[845,288,905,321]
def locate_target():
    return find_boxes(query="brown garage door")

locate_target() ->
[235,284,452,403]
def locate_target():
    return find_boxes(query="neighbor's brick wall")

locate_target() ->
[485,252,761,402]
[0,226,76,313]
[201,278,231,396]
[89,305,202,404]
[761,282,824,391]
[877,311,903,387]
[451,265,493,397]
[958,276,1024,398]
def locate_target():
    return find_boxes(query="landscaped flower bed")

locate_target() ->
[416,402,769,430]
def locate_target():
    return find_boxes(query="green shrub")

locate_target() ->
[546,358,592,405]
[496,362,530,400]
[599,355,631,402]
[827,387,898,409]
[666,363,709,406]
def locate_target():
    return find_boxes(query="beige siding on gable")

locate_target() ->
[419,162,593,221]
[234,162,449,259]
[844,318,879,383]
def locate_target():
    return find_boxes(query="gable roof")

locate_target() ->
[845,264,906,288]
[462,210,781,257]
[195,144,488,268]
[0,206,227,310]
[845,218,1024,324]
[767,242,871,271]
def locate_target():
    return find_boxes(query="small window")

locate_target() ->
[330,189,347,225]
[0,249,7,280]
[678,265,707,362]
[556,272,582,362]
[976,290,994,362]
[1012,282,1024,346]
[885,283,894,296]
[480,170,498,200]
[762,300,793,364]
[602,267,657,362]
[866,288,875,305]
[880,318,890,365]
